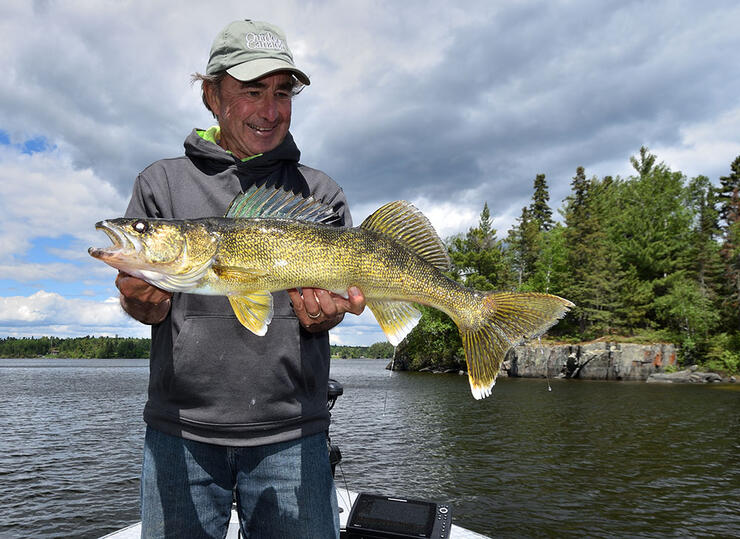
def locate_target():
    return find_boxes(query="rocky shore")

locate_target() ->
[392,341,736,383]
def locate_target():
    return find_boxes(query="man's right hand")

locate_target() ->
[115,272,172,325]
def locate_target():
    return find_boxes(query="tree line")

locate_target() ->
[0,336,151,359]
[0,335,394,360]
[397,148,740,375]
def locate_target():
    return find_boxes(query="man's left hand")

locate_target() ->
[288,286,366,332]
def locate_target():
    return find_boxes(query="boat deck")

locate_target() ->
[100,488,489,538]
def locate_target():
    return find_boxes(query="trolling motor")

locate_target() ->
[327,378,343,477]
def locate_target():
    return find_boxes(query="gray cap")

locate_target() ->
[206,20,310,85]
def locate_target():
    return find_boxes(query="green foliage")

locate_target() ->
[448,203,510,290]
[366,341,395,358]
[530,173,554,231]
[395,306,464,371]
[395,150,740,374]
[704,333,740,374]
[521,224,569,295]
[0,336,151,359]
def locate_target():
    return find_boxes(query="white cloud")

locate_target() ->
[652,106,740,180]
[0,291,149,337]
[0,144,127,259]
[330,309,387,347]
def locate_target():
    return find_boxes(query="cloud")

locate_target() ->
[330,309,387,347]
[0,143,127,255]
[0,291,149,337]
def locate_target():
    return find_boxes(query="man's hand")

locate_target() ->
[115,272,172,325]
[287,286,366,332]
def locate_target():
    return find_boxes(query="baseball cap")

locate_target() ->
[206,20,310,85]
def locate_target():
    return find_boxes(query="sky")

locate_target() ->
[1,0,739,346]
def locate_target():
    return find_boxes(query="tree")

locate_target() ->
[630,145,657,179]
[609,150,694,331]
[448,203,510,290]
[530,173,554,231]
[506,206,541,287]
[560,168,621,335]
[717,156,740,327]
[525,224,569,296]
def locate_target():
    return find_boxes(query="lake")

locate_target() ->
[0,358,738,538]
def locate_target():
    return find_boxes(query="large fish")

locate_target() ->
[89,183,573,399]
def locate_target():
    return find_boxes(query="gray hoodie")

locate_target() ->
[125,129,351,446]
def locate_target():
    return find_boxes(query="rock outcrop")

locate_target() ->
[504,341,677,381]
[646,365,724,383]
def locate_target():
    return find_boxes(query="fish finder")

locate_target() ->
[346,493,452,538]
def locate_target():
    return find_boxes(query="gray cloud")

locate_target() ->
[1,0,739,232]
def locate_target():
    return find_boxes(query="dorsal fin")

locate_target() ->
[225,184,341,224]
[360,200,450,271]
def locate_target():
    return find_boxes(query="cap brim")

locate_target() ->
[226,58,310,85]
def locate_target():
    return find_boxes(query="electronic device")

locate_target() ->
[346,492,452,539]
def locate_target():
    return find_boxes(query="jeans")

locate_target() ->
[140,426,339,538]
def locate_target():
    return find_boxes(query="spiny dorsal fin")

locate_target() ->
[225,184,341,224]
[360,200,450,271]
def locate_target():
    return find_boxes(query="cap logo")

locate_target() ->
[245,31,286,52]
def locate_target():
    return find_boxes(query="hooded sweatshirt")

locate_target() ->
[124,129,351,446]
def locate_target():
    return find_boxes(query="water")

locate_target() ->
[1,359,738,538]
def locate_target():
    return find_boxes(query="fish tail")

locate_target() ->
[457,292,573,399]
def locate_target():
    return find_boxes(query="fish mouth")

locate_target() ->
[88,220,140,260]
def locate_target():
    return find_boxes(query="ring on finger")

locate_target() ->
[307,310,322,319]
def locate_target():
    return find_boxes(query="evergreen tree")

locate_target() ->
[530,173,554,231]
[506,206,541,287]
[562,168,620,335]
[685,175,724,293]
[630,145,657,178]
[526,224,569,297]
[717,155,740,226]
[717,156,740,328]
[610,149,694,331]
[448,203,510,290]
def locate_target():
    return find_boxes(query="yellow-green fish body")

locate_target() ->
[90,184,573,399]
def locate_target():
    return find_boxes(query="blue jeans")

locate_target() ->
[140,427,339,538]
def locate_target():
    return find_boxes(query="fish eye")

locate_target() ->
[133,220,149,234]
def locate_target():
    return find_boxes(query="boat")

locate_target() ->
[101,486,488,538]
[100,380,490,538]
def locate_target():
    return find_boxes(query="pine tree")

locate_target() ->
[717,156,740,328]
[630,145,657,178]
[506,206,541,287]
[448,203,510,290]
[611,149,694,331]
[530,173,554,231]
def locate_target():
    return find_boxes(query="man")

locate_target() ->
[116,19,365,538]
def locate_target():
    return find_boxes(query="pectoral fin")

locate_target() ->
[213,264,268,284]
[228,292,274,336]
[367,300,422,346]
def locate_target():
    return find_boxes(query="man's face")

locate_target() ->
[206,72,294,158]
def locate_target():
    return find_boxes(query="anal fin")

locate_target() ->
[228,292,274,336]
[367,300,422,346]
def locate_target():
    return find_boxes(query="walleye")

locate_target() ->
[89,184,573,399]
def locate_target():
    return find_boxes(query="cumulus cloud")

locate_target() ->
[0,291,149,337]
[0,144,127,254]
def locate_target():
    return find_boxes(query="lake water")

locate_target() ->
[0,358,738,538]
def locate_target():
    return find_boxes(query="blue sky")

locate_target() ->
[1,0,739,345]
